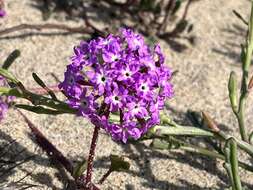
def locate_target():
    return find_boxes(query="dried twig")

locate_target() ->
[0,23,94,36]
[159,0,177,33]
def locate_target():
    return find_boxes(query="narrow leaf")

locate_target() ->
[32,73,57,100]
[233,10,248,25]
[0,68,19,84]
[15,104,65,115]
[73,159,87,178]
[2,50,21,70]
[110,155,130,172]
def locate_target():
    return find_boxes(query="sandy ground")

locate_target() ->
[0,0,253,189]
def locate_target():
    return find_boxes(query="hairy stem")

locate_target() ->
[168,137,253,172]
[85,125,100,189]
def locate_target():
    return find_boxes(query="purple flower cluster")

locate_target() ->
[59,28,173,143]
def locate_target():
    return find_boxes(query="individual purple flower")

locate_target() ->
[136,79,154,101]
[87,68,111,95]
[102,48,121,63]
[121,28,147,55]
[154,45,165,66]
[71,46,85,68]
[58,66,83,98]
[108,122,141,143]
[125,101,149,121]
[68,90,96,117]
[59,28,174,143]
[117,64,138,83]
[104,83,125,112]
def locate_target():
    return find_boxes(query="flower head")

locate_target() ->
[59,28,174,143]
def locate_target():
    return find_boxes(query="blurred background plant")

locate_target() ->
[0,138,39,190]
[0,0,6,17]
[25,0,199,51]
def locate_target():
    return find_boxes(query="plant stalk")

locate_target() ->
[85,125,100,189]
[167,137,253,172]
[235,2,253,142]
[229,139,242,190]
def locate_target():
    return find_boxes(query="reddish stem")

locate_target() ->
[85,125,100,189]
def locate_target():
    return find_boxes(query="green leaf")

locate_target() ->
[0,87,23,97]
[110,155,130,172]
[32,73,57,100]
[15,104,65,115]
[73,159,87,178]
[0,68,19,84]
[2,50,21,70]
[172,0,182,15]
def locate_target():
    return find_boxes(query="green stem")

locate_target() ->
[236,105,247,142]
[229,139,242,190]
[0,86,75,114]
[218,131,253,158]
[152,125,214,137]
[236,2,253,142]
[167,137,253,172]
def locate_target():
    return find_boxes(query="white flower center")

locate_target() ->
[97,74,106,84]
[132,104,140,115]
[111,54,119,61]
[81,99,88,109]
[112,95,120,104]
[122,68,132,79]
[68,76,75,84]
[140,83,149,93]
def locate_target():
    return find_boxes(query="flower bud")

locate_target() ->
[228,71,238,113]
[202,111,220,132]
